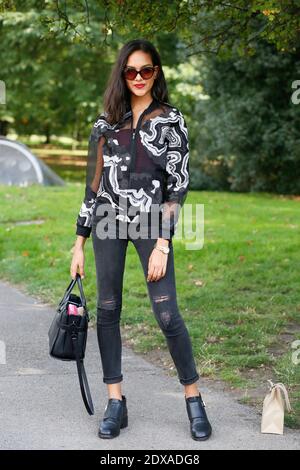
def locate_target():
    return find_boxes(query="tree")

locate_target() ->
[196,40,300,193]
[0,3,117,141]
[1,1,299,55]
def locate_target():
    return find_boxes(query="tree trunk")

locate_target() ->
[0,120,8,136]
[44,125,51,144]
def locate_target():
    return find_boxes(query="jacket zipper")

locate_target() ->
[128,114,140,174]
[129,98,156,175]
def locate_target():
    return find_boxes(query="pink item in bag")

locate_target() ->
[77,306,84,316]
[67,303,79,315]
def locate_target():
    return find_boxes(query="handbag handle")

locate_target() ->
[57,274,87,314]
[57,277,77,311]
[75,273,87,310]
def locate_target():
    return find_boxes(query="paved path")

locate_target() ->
[0,279,299,450]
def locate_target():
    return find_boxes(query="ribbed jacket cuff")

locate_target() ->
[76,225,92,238]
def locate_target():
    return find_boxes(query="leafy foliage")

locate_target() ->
[196,40,300,193]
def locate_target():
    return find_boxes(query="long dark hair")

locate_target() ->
[103,39,170,125]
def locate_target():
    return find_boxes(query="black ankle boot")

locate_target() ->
[185,393,212,441]
[98,395,128,439]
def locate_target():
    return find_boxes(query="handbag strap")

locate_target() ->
[71,332,94,416]
[267,380,292,412]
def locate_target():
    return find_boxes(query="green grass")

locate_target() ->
[1,184,299,427]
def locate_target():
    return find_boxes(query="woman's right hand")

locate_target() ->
[70,242,86,280]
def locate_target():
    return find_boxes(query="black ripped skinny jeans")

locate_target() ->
[91,219,200,387]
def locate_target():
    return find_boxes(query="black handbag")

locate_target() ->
[48,273,94,415]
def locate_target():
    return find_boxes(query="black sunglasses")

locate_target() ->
[123,66,158,81]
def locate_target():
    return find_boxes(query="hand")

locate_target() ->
[70,245,85,280]
[147,240,169,282]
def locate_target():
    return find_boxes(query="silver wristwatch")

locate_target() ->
[154,242,170,255]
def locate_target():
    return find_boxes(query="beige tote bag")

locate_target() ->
[261,380,292,434]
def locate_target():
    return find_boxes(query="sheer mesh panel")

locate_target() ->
[89,135,105,193]
[76,116,108,238]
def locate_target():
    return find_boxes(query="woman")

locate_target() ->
[70,39,212,441]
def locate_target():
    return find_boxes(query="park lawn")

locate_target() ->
[0,183,299,427]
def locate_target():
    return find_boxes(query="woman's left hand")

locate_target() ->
[147,241,169,282]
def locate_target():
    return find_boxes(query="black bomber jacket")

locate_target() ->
[75,97,190,240]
